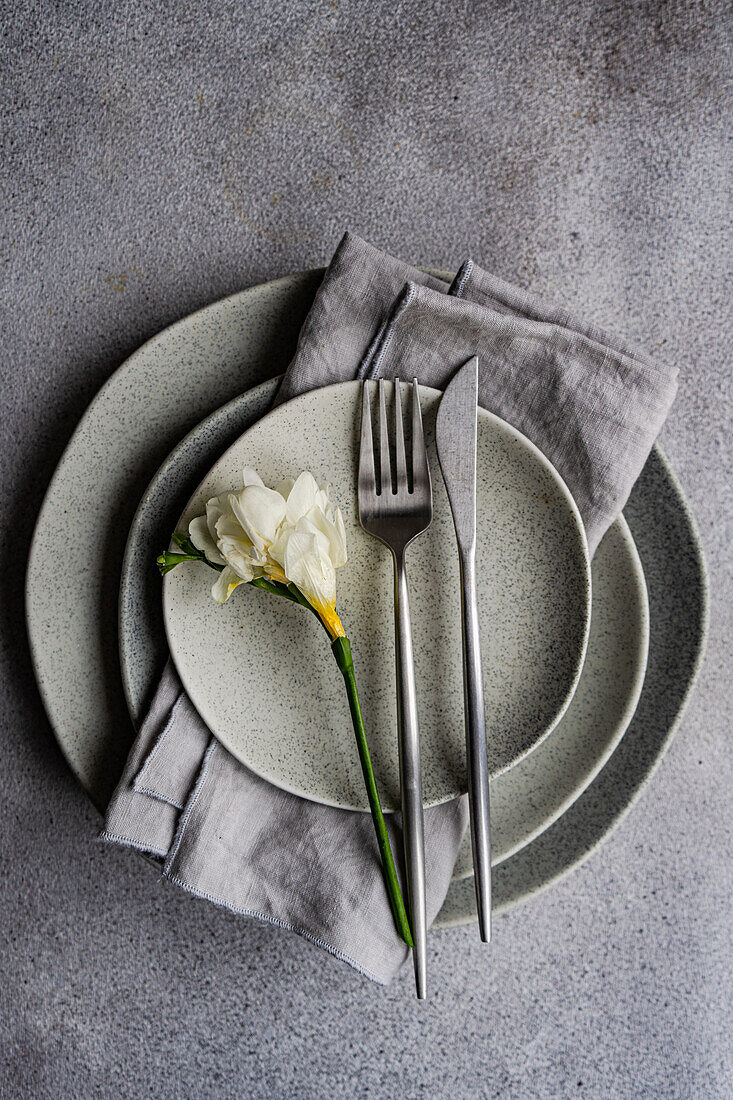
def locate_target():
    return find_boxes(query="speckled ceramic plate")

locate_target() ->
[119,380,280,725]
[435,448,708,926]
[162,382,591,812]
[27,271,324,810]
[26,272,706,925]
[119,380,647,873]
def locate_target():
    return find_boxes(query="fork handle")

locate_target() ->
[460,548,492,943]
[393,551,427,1000]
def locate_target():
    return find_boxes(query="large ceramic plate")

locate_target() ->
[27,272,323,810]
[163,382,591,812]
[26,271,707,924]
[120,380,648,872]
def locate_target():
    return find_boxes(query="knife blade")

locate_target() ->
[435,355,492,942]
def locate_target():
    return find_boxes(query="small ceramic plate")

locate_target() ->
[163,381,591,812]
[120,381,647,872]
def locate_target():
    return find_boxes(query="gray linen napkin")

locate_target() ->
[103,231,677,984]
[279,233,679,554]
[103,666,465,983]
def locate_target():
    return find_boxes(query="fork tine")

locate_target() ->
[378,378,392,495]
[394,380,408,494]
[359,381,376,499]
[411,378,430,489]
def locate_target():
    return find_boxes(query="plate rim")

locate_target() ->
[25,270,324,809]
[435,445,709,926]
[118,377,281,724]
[454,509,648,877]
[118,382,647,875]
[161,379,592,812]
[24,270,707,923]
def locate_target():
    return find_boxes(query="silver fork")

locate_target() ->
[358,377,433,1000]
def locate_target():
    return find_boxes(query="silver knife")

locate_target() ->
[435,356,491,942]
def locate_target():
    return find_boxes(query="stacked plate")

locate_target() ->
[26,271,708,929]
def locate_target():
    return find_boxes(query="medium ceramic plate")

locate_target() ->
[120,380,648,872]
[26,272,706,923]
[119,381,280,724]
[162,382,591,812]
[436,448,708,925]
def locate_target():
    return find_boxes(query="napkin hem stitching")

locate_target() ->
[131,784,185,811]
[99,830,169,859]
[164,871,390,986]
[163,738,216,875]
[364,281,417,380]
[161,740,394,985]
[448,259,473,299]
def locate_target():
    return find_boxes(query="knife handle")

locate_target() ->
[460,548,492,942]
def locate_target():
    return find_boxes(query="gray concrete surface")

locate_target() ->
[2,1,731,1097]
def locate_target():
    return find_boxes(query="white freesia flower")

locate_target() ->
[163,465,412,941]
[187,466,347,636]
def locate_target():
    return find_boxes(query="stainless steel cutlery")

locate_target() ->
[358,378,432,999]
[359,364,491,996]
[436,356,492,943]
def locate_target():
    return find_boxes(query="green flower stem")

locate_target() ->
[331,635,414,948]
[158,535,225,576]
[157,550,221,575]
[171,532,212,557]
[250,577,300,602]
[158,539,413,946]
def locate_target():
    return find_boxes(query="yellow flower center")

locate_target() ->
[317,604,346,640]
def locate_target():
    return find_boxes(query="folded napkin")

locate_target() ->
[103,232,677,984]
[103,664,466,982]
[279,233,678,554]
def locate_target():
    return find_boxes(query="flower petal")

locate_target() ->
[211,566,246,604]
[285,471,319,524]
[204,496,230,551]
[230,485,286,550]
[218,536,262,580]
[212,511,263,578]
[315,484,332,513]
[301,506,347,568]
[267,525,290,570]
[331,507,348,567]
[284,529,336,611]
[189,514,227,566]
[293,513,331,560]
[262,559,288,584]
[274,476,295,501]
[214,512,246,540]
[242,467,265,488]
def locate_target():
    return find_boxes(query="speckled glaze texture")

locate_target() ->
[27,274,703,932]
[8,5,727,1093]
[162,381,590,811]
[26,273,321,809]
[119,392,647,875]
[451,515,648,878]
[436,447,708,926]
[119,380,280,724]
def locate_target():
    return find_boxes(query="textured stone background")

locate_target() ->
[2,1,731,1097]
